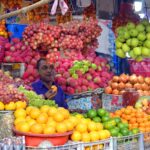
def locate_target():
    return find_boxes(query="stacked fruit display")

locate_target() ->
[3,38,40,83]
[135,97,150,115]
[55,57,113,94]
[0,70,27,110]
[105,74,150,96]
[18,86,57,108]
[85,108,139,137]
[112,3,140,34]
[0,20,8,38]
[115,19,150,61]
[1,0,22,9]
[22,18,102,54]
[112,106,150,133]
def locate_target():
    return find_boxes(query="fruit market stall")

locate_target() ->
[1,0,150,150]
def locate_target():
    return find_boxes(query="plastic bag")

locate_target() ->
[77,0,91,7]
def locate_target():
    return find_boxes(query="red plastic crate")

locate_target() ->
[128,59,150,77]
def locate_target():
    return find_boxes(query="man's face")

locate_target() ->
[38,60,56,82]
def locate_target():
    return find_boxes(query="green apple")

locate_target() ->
[144,40,150,48]
[135,56,143,62]
[80,68,86,74]
[146,33,150,40]
[141,47,150,56]
[122,43,130,52]
[72,74,78,79]
[117,36,125,43]
[126,22,135,30]
[126,39,132,46]
[131,38,139,47]
[129,50,136,59]
[115,40,122,48]
[69,68,75,75]
[91,63,97,70]
[123,31,130,39]
[137,33,146,41]
[129,29,138,37]
[136,24,145,32]
[133,47,141,56]
[146,25,150,33]
[83,66,89,72]
[116,49,126,58]
[141,19,149,26]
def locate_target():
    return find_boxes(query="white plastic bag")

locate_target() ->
[77,0,91,7]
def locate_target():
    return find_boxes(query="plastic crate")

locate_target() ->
[144,132,150,150]
[113,133,144,150]
[66,88,103,113]
[102,93,123,112]
[128,59,150,77]
[26,141,83,150]
[1,63,25,78]
[82,138,113,150]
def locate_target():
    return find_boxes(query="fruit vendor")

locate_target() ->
[32,58,68,108]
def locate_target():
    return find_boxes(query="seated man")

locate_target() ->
[32,58,68,108]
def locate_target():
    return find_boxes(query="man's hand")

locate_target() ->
[44,90,57,99]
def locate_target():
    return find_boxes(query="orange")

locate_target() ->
[58,109,70,119]
[30,123,43,134]
[137,118,143,123]
[90,131,99,141]
[30,108,40,119]
[96,123,103,131]
[88,122,97,132]
[65,121,74,131]
[53,113,65,122]
[131,123,138,128]
[56,123,67,133]
[126,106,134,109]
[129,118,136,124]
[18,122,30,133]
[76,123,87,133]
[71,131,81,141]
[27,119,36,127]
[81,132,90,142]
[139,127,145,133]
[0,102,4,110]
[43,126,56,134]
[14,117,26,126]
[14,108,26,118]
[26,106,35,115]
[40,105,50,113]
[46,120,57,127]
[124,109,132,115]
[36,113,48,124]
[48,107,57,117]
[120,108,125,113]
[99,130,110,139]
[139,123,145,128]
[115,110,122,116]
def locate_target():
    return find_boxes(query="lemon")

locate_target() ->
[0,102,4,110]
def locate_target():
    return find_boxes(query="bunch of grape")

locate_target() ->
[18,86,57,108]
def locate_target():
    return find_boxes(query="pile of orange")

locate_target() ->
[14,105,75,134]
[111,106,150,133]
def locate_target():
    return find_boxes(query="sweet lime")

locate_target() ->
[87,109,97,119]
[93,117,101,123]
[97,109,106,117]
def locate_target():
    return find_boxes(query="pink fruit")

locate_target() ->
[88,68,95,75]
[61,85,67,91]
[31,59,37,66]
[82,79,88,86]
[63,72,70,78]
[76,86,82,93]
[58,68,65,74]
[76,70,83,77]
[22,72,29,79]
[10,46,15,51]
[86,73,92,81]
[82,86,87,92]
[94,77,101,84]
[67,87,75,95]
[5,43,11,50]
[57,77,66,85]
[12,38,20,44]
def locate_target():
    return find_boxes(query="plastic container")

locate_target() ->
[144,132,150,150]
[122,88,139,107]
[13,127,72,147]
[128,59,150,77]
